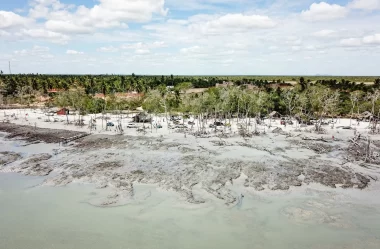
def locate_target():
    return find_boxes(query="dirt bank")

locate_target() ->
[2,129,380,207]
[0,123,87,143]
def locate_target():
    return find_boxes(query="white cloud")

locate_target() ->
[312,30,336,37]
[349,0,380,10]
[2,0,380,75]
[151,41,166,48]
[166,0,251,11]
[29,0,69,19]
[180,46,202,54]
[305,45,317,51]
[189,14,276,34]
[0,30,11,37]
[17,28,70,44]
[97,46,119,52]
[292,46,301,51]
[45,20,94,34]
[32,0,168,34]
[301,2,349,21]
[283,36,302,46]
[135,49,150,54]
[363,33,380,44]
[66,49,84,55]
[224,42,249,50]
[12,46,53,60]
[40,54,55,59]
[167,19,189,25]
[181,46,237,59]
[32,45,50,52]
[14,46,49,56]
[339,33,380,47]
[340,38,362,47]
[0,11,31,29]
[121,41,166,50]
[178,45,241,60]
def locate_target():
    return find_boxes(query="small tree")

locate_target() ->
[349,91,362,126]
[282,89,299,118]
[143,90,165,132]
[175,82,192,94]
[308,85,340,132]
[367,89,380,116]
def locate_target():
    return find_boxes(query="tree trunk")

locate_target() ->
[372,100,375,116]
[350,107,353,127]
[237,99,240,124]
[317,113,324,132]
[245,110,249,131]
[365,136,371,162]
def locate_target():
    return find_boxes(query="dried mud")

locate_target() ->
[0,122,86,143]
[1,123,380,206]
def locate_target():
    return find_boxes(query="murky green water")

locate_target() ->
[1,173,380,249]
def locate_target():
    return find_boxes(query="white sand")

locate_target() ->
[1,108,380,249]
[1,108,380,206]
[1,108,377,140]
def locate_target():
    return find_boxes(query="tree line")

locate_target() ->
[0,74,379,122]
[0,74,379,96]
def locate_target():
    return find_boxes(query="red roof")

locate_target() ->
[94,92,143,99]
[48,88,64,93]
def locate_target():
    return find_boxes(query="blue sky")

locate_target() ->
[1,0,380,75]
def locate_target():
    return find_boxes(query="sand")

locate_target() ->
[0,108,380,207]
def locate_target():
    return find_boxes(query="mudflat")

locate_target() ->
[1,118,379,207]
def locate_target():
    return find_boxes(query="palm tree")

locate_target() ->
[299,77,306,92]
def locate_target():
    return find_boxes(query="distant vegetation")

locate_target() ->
[0,73,379,95]
[0,73,379,122]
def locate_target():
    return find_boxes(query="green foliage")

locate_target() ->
[1,73,380,117]
[143,90,165,114]
[0,74,379,98]
[175,82,193,93]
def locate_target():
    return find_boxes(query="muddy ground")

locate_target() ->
[1,123,380,206]
[0,122,86,143]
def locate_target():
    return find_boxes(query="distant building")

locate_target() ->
[94,93,106,99]
[114,92,143,100]
[241,84,260,91]
[267,83,293,89]
[57,108,69,116]
[268,111,281,118]
[48,88,64,93]
[216,81,234,88]
[358,111,373,121]
[38,95,50,102]
[94,92,143,100]
[184,88,208,94]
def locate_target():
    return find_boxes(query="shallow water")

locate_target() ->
[1,173,380,249]
[0,133,61,156]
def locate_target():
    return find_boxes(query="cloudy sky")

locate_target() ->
[1,0,380,75]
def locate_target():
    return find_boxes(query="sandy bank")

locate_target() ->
[1,118,380,207]
[0,122,86,143]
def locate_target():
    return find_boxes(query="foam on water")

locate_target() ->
[0,173,380,249]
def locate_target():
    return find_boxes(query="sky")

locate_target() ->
[0,0,380,75]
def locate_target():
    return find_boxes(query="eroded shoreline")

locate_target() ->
[1,122,380,207]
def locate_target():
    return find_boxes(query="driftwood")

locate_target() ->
[346,135,380,164]
[137,127,147,135]
[301,136,328,143]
